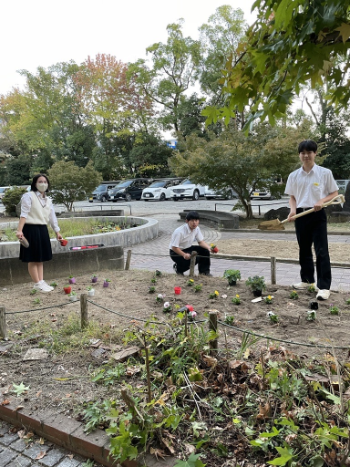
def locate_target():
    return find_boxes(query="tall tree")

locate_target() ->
[204,0,350,128]
[198,5,246,106]
[130,21,201,133]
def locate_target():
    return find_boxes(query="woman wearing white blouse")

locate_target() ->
[16,174,63,292]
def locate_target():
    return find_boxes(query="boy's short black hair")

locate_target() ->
[186,211,200,221]
[298,140,317,153]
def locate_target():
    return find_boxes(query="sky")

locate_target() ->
[1,0,256,95]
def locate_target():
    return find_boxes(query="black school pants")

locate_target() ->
[295,208,331,290]
[169,246,210,274]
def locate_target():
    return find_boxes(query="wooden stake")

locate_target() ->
[271,256,276,285]
[209,310,218,352]
[189,251,197,278]
[125,249,132,270]
[80,294,88,330]
[0,307,7,339]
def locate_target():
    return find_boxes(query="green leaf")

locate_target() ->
[174,453,206,467]
[12,382,30,396]
[268,446,294,465]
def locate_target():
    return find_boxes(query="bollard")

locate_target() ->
[209,310,218,352]
[125,249,132,270]
[189,251,197,278]
[80,294,88,330]
[271,256,276,285]
[0,307,7,340]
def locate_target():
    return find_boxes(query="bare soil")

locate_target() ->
[1,269,349,422]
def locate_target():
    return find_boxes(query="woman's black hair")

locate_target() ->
[30,174,50,192]
[298,140,317,153]
[186,211,200,221]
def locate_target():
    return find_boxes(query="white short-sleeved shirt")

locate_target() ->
[285,164,338,208]
[169,223,204,250]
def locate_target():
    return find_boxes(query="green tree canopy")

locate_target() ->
[170,123,309,218]
[204,0,350,128]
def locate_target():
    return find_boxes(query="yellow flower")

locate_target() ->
[313,182,319,186]
[268,295,272,300]
[214,290,219,296]
[236,294,240,298]
[189,279,194,283]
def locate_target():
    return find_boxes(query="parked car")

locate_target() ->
[0,186,11,202]
[89,182,120,202]
[250,188,272,200]
[141,178,183,201]
[204,186,237,200]
[169,179,206,201]
[108,178,152,202]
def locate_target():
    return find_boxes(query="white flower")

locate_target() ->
[164,302,170,308]
[222,294,227,299]
[190,311,197,318]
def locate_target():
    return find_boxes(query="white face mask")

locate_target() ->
[36,182,48,193]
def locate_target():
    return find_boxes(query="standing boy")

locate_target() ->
[169,211,212,276]
[285,140,338,300]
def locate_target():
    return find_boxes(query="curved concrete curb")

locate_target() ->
[0,217,158,259]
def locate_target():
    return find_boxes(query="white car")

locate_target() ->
[141,179,183,201]
[204,186,237,200]
[0,186,11,202]
[170,179,206,201]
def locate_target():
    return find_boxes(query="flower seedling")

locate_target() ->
[68,275,76,284]
[265,295,273,304]
[163,302,172,312]
[63,285,72,295]
[30,288,37,296]
[209,290,219,299]
[223,269,241,284]
[290,290,299,299]
[149,286,156,294]
[307,284,316,293]
[232,294,241,305]
[103,279,111,288]
[50,281,58,288]
[188,311,197,321]
[91,275,98,283]
[33,298,41,305]
[155,270,162,276]
[346,298,350,305]
[210,243,219,253]
[194,284,202,292]
[246,275,266,295]
[225,315,235,325]
[329,304,339,315]
[306,310,316,321]
[156,294,165,303]
[150,278,157,284]
[187,279,195,286]
[267,311,279,323]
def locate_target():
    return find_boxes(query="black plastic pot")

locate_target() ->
[228,280,237,286]
[253,290,262,297]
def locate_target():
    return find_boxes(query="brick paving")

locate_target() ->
[1,211,350,466]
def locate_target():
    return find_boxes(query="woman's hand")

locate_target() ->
[16,230,23,239]
[56,232,63,241]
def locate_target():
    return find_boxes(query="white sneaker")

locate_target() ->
[40,280,54,291]
[316,289,330,300]
[292,282,318,291]
[33,282,52,293]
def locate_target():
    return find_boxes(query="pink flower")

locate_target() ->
[190,311,197,318]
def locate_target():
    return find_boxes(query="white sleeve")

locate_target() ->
[284,173,294,196]
[195,227,204,243]
[48,200,60,232]
[20,192,32,218]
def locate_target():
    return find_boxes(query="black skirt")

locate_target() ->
[19,224,53,263]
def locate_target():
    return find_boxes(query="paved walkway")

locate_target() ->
[0,419,96,467]
[127,214,350,292]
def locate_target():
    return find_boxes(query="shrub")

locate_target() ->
[2,187,27,217]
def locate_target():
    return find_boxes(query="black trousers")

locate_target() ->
[295,209,331,290]
[169,246,210,274]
